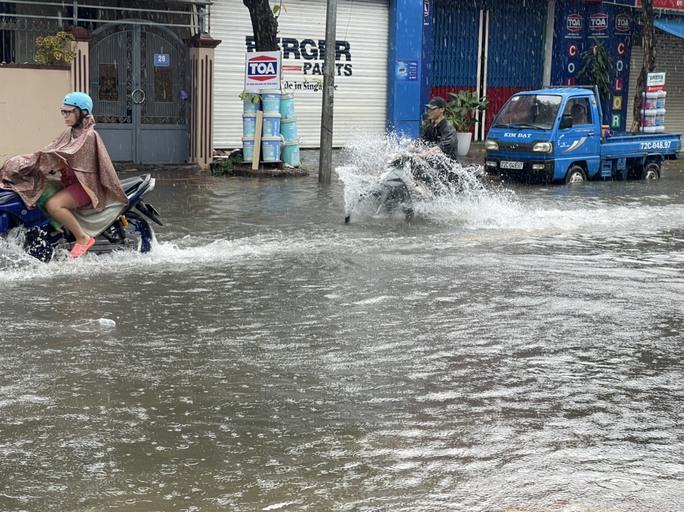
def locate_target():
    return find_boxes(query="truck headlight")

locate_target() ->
[484,139,499,151]
[532,141,553,153]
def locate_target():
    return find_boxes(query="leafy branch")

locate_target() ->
[34,31,76,65]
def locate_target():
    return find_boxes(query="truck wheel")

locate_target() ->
[565,166,586,184]
[642,162,660,180]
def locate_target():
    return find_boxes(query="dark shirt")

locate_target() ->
[420,118,459,159]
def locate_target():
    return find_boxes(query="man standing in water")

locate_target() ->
[419,96,459,160]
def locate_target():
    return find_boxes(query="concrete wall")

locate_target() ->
[0,66,72,165]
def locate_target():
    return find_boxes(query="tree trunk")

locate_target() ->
[243,0,280,51]
[631,0,655,132]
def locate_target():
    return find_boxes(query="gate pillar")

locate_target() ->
[70,27,91,94]
[189,33,221,168]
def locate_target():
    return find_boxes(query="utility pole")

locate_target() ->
[318,0,337,184]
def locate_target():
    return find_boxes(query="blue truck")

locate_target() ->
[483,86,681,183]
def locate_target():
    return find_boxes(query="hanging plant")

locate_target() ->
[578,39,614,113]
[34,31,76,65]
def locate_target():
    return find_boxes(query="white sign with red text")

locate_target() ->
[244,51,282,92]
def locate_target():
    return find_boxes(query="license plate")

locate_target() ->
[500,160,524,170]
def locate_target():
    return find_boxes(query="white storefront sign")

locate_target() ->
[212,0,389,148]
[244,51,282,92]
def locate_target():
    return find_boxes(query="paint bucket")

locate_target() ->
[282,140,301,167]
[242,94,259,114]
[280,92,296,118]
[261,136,282,162]
[243,114,257,137]
[242,137,255,162]
[655,108,666,130]
[643,92,658,110]
[642,109,657,127]
[260,90,281,113]
[262,112,281,138]
[656,90,667,109]
[280,117,298,142]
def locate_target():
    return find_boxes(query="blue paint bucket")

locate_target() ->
[282,140,300,167]
[261,90,281,113]
[262,112,281,138]
[242,137,255,162]
[280,117,298,142]
[242,94,259,114]
[243,114,257,137]
[280,92,296,118]
[261,136,282,162]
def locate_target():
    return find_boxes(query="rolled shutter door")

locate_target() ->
[627,31,684,134]
[212,0,389,149]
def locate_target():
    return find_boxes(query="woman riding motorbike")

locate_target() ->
[0,92,127,258]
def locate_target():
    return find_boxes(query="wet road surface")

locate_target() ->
[0,150,682,511]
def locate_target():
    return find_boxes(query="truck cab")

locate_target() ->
[484,87,680,183]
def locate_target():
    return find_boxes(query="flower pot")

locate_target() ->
[456,132,472,156]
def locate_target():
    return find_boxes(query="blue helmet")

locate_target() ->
[63,91,93,114]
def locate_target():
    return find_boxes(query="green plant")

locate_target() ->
[34,31,76,65]
[578,39,613,112]
[239,91,260,104]
[446,90,488,131]
[272,0,286,18]
[211,151,243,176]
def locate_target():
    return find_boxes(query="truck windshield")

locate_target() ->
[493,94,562,130]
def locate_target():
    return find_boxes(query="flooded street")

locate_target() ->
[0,152,682,511]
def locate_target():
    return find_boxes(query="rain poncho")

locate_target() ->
[0,116,127,209]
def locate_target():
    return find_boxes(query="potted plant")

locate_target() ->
[446,90,488,156]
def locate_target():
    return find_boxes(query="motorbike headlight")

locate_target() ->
[484,139,499,151]
[532,141,553,153]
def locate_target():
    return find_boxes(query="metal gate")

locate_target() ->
[90,23,189,164]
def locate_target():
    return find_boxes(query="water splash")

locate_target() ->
[335,133,511,223]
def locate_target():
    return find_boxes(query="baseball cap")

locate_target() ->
[426,97,447,110]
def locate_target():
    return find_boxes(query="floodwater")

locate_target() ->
[0,144,682,512]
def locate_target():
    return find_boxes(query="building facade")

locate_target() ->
[212,0,390,150]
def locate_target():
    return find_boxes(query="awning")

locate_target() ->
[655,18,684,39]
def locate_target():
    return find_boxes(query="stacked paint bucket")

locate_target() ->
[242,93,259,162]
[655,90,667,132]
[641,92,659,134]
[261,90,282,163]
[280,92,301,167]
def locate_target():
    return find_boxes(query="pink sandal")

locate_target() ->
[69,237,95,259]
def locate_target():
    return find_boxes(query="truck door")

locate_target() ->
[557,96,600,178]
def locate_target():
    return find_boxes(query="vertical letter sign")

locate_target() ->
[245,51,282,92]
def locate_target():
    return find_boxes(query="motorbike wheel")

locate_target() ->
[122,212,155,253]
[104,212,154,253]
[23,226,55,262]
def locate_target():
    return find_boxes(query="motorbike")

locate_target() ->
[344,152,482,224]
[0,174,163,261]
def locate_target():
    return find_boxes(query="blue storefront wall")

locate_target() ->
[387,0,547,138]
[552,1,633,130]
[431,2,479,90]
[430,0,547,135]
